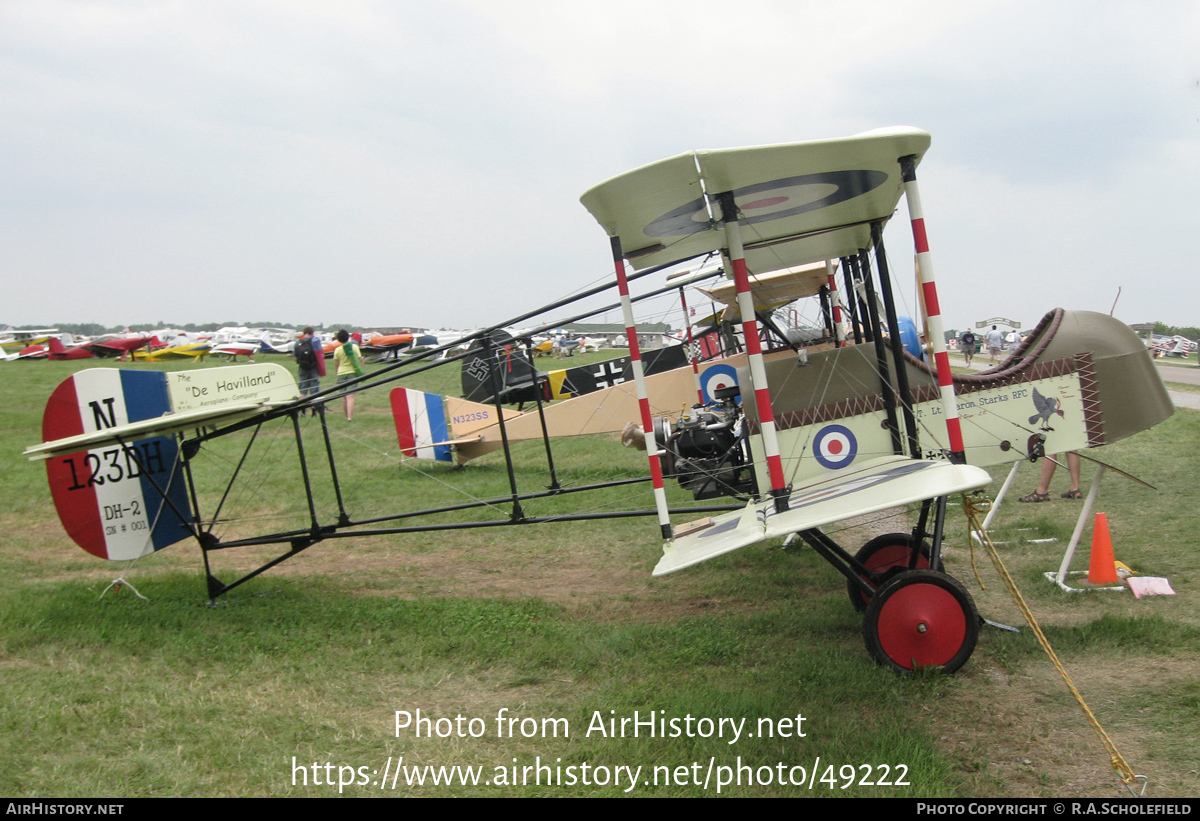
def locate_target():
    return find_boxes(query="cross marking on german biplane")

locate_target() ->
[592,361,625,389]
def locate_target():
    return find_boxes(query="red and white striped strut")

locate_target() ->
[900,155,965,462]
[826,259,845,347]
[677,286,704,406]
[717,195,790,512]
[609,236,673,539]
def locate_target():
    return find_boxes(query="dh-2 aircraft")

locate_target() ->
[25,127,1172,675]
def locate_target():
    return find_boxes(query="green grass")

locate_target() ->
[0,573,974,797]
[1161,380,1200,395]
[2,355,1199,797]
[1150,356,1197,368]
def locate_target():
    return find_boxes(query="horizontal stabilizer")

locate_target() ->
[654,456,991,576]
[443,396,521,437]
[27,400,271,460]
[29,364,298,460]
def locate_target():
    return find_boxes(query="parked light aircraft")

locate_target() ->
[208,341,260,361]
[0,328,60,354]
[12,344,49,360]
[47,335,160,361]
[45,337,96,361]
[361,333,416,361]
[25,127,1172,675]
[1150,334,1196,358]
[133,339,210,361]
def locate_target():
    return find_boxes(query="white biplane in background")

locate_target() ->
[25,127,1172,674]
[1150,334,1196,359]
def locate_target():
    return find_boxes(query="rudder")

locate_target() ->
[41,369,194,560]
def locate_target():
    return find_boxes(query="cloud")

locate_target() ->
[1,0,1197,329]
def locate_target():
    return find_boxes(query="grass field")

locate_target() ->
[2,354,1198,797]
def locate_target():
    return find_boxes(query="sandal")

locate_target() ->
[1061,489,1083,499]
[1018,491,1051,503]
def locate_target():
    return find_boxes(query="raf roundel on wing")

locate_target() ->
[643,170,889,237]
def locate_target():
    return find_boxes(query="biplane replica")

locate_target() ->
[25,127,1172,674]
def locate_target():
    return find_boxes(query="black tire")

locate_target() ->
[863,569,979,674]
[846,533,938,612]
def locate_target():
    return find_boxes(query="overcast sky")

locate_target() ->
[2,0,1197,333]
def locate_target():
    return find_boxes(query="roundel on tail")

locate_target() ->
[699,363,739,404]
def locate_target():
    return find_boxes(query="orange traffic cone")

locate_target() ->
[1088,512,1120,585]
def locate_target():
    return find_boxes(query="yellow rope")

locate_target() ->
[961,493,1147,797]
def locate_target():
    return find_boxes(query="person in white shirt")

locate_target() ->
[984,326,1005,365]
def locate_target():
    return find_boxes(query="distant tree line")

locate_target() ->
[22,319,1193,342]
[944,322,1200,343]
[10,322,374,335]
[1154,322,1200,340]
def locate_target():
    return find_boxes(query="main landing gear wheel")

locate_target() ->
[863,569,979,674]
[847,533,938,612]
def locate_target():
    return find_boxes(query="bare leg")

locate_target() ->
[1036,457,1057,495]
[1020,456,1057,502]
[1025,452,1083,500]
[1066,451,1082,494]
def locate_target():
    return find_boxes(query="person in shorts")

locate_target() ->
[333,329,366,421]
[960,330,977,367]
[984,325,1005,365]
[293,327,323,411]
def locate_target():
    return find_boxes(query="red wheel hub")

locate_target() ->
[875,583,967,669]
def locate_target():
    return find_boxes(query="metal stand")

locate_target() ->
[1043,465,1125,593]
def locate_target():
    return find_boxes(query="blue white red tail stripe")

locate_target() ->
[42,370,193,560]
[390,389,453,462]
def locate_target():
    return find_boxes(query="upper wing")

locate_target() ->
[580,127,930,274]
